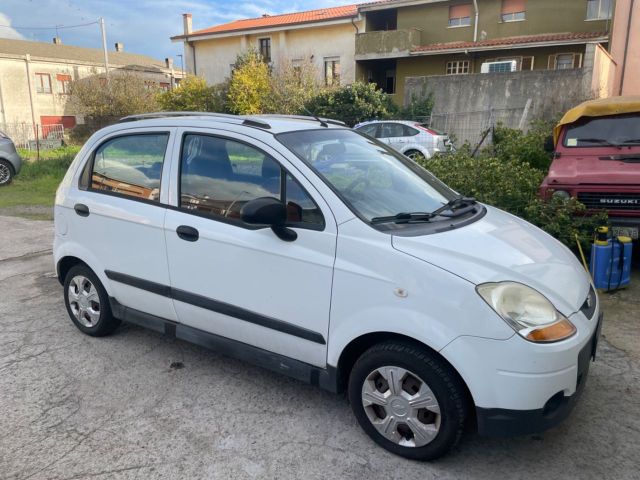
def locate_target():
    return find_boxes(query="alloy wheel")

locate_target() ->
[0,163,11,184]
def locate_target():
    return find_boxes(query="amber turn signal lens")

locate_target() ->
[526,319,577,343]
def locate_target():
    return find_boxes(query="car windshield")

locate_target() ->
[564,113,640,147]
[277,129,457,223]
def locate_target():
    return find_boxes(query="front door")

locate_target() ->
[163,129,337,367]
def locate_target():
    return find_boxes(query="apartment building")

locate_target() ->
[355,0,616,102]
[0,37,183,136]
[171,5,364,86]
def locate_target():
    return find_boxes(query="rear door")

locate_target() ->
[163,128,337,367]
[378,122,407,150]
[70,128,177,321]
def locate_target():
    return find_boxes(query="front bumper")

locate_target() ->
[476,312,603,436]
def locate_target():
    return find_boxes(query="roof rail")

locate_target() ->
[117,111,271,129]
[257,114,347,127]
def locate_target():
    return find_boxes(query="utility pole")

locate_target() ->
[99,17,109,84]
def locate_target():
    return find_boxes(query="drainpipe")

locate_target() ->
[619,0,634,95]
[472,0,479,42]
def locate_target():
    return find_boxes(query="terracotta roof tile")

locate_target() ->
[178,4,359,39]
[412,31,609,53]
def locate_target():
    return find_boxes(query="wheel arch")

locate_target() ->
[56,255,90,285]
[334,332,474,411]
[402,146,430,160]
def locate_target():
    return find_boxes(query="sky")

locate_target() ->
[0,0,359,63]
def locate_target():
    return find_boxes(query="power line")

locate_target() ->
[0,20,99,31]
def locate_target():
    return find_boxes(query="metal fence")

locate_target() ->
[427,101,532,148]
[0,122,65,150]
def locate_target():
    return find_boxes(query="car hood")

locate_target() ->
[547,151,640,185]
[391,206,590,315]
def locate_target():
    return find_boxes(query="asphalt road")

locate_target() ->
[1,215,639,480]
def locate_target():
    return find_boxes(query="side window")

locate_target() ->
[89,133,168,202]
[180,134,323,228]
[356,124,378,138]
[403,125,420,136]
[379,123,405,138]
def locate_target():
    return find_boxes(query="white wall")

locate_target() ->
[187,20,363,86]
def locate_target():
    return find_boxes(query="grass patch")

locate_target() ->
[0,146,80,218]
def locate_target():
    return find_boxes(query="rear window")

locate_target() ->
[563,113,640,148]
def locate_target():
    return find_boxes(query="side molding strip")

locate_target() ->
[105,270,326,345]
[109,297,338,392]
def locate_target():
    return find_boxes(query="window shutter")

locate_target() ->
[501,0,526,14]
[521,56,534,70]
[548,55,556,70]
[450,4,472,19]
[56,74,71,81]
[573,53,583,68]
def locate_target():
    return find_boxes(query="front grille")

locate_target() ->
[577,192,640,211]
[580,285,597,320]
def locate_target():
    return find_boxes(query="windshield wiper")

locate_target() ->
[575,138,621,148]
[370,197,477,225]
[619,138,640,145]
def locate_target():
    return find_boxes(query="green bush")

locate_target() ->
[492,121,554,171]
[418,148,606,252]
[395,93,434,122]
[157,75,227,112]
[226,49,272,115]
[303,82,397,126]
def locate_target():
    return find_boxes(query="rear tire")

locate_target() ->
[63,265,120,337]
[405,150,427,163]
[0,160,14,186]
[348,341,466,461]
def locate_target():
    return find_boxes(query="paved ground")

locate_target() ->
[1,215,639,480]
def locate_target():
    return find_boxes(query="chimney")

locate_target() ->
[183,13,193,35]
[53,37,62,45]
[114,42,124,52]
[165,57,173,68]
[262,14,270,17]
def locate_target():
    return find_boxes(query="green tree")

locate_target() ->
[304,82,397,126]
[267,58,320,115]
[227,49,271,114]
[157,75,227,112]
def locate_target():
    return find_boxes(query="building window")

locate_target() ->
[160,82,171,91]
[324,57,341,86]
[586,0,612,20]
[385,69,396,94]
[56,74,71,94]
[35,73,52,94]
[449,4,472,27]
[501,0,526,22]
[549,53,583,70]
[446,60,470,75]
[486,56,535,71]
[259,38,271,63]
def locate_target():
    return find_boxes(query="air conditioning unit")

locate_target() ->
[481,60,517,73]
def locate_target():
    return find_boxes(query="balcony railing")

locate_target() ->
[355,29,422,59]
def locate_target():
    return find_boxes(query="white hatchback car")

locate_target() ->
[54,112,602,461]
[354,120,452,161]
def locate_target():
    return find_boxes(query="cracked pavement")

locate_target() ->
[1,215,639,480]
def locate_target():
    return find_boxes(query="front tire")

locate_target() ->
[0,160,14,186]
[64,265,120,337]
[348,341,467,460]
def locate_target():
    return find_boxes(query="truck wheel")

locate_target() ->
[64,265,120,337]
[348,341,466,460]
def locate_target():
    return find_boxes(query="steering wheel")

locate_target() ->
[344,176,370,195]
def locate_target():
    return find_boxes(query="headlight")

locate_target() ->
[477,282,576,343]
[552,190,571,200]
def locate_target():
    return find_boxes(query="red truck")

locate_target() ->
[540,96,640,240]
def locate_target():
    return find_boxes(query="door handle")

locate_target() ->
[74,203,90,217]
[176,225,199,242]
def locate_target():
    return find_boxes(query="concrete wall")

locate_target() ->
[590,43,617,98]
[0,55,178,126]
[188,20,363,86]
[609,0,640,95]
[405,67,594,122]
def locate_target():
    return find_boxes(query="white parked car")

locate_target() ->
[54,112,601,461]
[354,120,452,161]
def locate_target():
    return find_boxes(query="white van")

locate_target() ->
[54,113,602,460]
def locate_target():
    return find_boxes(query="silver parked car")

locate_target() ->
[0,131,22,186]
[354,120,452,161]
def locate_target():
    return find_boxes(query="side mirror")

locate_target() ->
[544,135,555,153]
[240,197,297,242]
